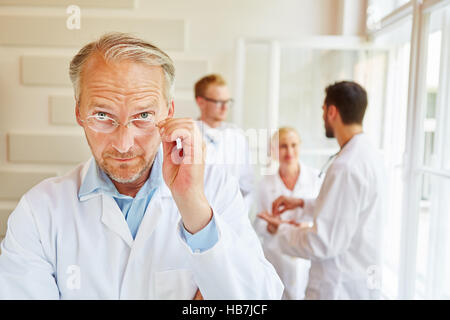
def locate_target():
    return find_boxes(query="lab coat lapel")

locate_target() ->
[133,185,169,246]
[274,171,284,195]
[295,162,309,194]
[101,194,134,247]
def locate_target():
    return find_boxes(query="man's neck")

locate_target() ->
[200,116,223,129]
[335,124,363,149]
[111,168,150,198]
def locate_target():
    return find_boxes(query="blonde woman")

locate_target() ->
[254,127,323,300]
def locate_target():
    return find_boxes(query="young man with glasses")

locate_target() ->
[194,74,254,213]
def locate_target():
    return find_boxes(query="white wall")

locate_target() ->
[0,0,363,241]
[339,0,368,36]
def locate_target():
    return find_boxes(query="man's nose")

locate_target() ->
[112,125,135,153]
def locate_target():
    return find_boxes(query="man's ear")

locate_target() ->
[167,100,175,118]
[196,96,205,111]
[75,100,83,127]
[327,104,338,121]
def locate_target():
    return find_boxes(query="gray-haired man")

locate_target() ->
[0,33,283,299]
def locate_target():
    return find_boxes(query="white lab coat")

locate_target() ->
[253,162,322,300]
[0,157,283,299]
[196,121,254,212]
[275,133,386,300]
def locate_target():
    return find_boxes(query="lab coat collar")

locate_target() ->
[296,161,310,189]
[197,119,228,145]
[276,161,308,193]
[338,132,366,157]
[78,146,164,202]
[78,158,116,201]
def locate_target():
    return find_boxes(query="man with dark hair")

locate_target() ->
[258,81,386,300]
[323,81,367,136]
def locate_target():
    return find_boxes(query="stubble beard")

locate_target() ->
[324,119,334,138]
[100,156,152,184]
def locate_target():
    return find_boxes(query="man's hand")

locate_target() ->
[258,211,308,235]
[271,196,304,216]
[158,118,212,234]
[257,211,282,234]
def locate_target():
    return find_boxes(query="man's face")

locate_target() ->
[322,103,334,138]
[199,84,230,122]
[76,53,172,183]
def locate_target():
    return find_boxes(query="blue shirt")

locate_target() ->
[78,147,218,252]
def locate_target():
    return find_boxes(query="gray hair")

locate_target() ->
[69,32,175,106]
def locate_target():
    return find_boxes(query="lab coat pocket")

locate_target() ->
[154,269,198,300]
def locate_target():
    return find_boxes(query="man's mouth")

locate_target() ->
[111,157,135,162]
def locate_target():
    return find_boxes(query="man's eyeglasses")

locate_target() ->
[79,112,157,135]
[200,96,234,108]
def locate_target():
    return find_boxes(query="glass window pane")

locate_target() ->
[367,0,410,31]
[415,174,450,299]
[415,174,431,299]
[422,28,442,168]
[381,40,411,299]
[278,48,388,168]
[440,8,450,172]
[278,48,342,168]
[371,18,412,299]
[421,7,450,173]
[243,43,269,131]
[445,87,450,171]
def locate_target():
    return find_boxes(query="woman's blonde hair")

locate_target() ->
[271,127,302,147]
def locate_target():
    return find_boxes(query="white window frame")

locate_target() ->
[368,0,450,299]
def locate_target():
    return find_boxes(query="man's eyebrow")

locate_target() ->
[88,102,159,113]
[133,103,159,112]
[89,103,115,111]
